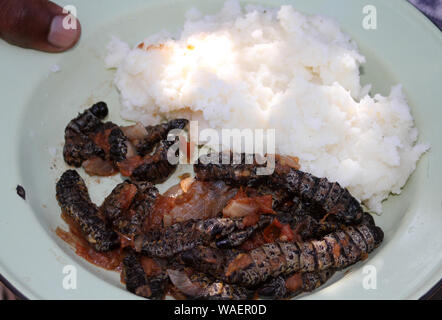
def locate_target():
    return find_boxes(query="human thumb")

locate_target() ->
[0,0,81,52]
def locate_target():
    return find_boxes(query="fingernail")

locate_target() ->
[47,15,79,48]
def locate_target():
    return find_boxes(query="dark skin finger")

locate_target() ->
[0,0,81,52]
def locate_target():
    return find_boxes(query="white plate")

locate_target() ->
[0,0,441,299]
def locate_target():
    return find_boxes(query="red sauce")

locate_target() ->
[225,254,253,277]
[332,242,341,261]
[223,189,275,227]
[285,273,303,292]
[144,180,237,230]
[263,219,283,243]
[262,219,297,243]
[144,194,175,230]
[92,128,113,154]
[242,214,260,227]
[140,256,162,277]
[240,233,266,251]
[117,156,144,177]
[82,157,118,177]
[239,217,300,251]
[115,183,138,210]
[119,233,135,249]
[56,212,124,271]
[279,224,296,242]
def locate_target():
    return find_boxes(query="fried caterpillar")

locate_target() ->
[180,223,383,287]
[194,152,363,224]
[257,269,335,299]
[167,269,252,300]
[135,216,273,258]
[62,101,188,183]
[122,250,168,300]
[56,170,119,251]
[63,102,115,167]
[100,180,159,238]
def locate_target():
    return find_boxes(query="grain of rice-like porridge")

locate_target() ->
[105,0,429,213]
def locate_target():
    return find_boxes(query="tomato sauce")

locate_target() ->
[56,212,124,271]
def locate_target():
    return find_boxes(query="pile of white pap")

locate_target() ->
[105,0,429,213]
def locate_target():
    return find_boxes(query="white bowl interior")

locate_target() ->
[12,0,439,299]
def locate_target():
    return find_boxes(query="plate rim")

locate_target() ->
[0,0,441,300]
